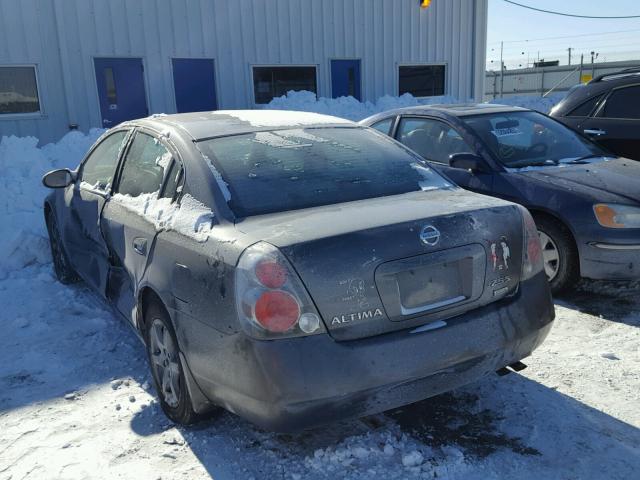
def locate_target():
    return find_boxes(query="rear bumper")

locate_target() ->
[580,240,640,280]
[188,272,554,432]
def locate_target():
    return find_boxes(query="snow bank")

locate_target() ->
[266,90,565,120]
[219,109,352,126]
[0,129,104,275]
[488,93,566,114]
[266,90,462,121]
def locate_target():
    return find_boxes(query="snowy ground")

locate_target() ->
[2,264,639,479]
[2,93,639,479]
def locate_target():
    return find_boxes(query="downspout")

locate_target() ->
[51,0,77,134]
[470,0,476,100]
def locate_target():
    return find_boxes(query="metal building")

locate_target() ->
[0,0,488,144]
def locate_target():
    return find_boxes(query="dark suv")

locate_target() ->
[550,68,640,160]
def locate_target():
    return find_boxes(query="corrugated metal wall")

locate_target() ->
[0,0,70,141]
[0,0,487,144]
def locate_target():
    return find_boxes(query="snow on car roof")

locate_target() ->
[143,110,354,141]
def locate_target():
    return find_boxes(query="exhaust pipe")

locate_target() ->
[496,361,527,376]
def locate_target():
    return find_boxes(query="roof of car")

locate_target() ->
[362,103,529,123]
[133,110,355,141]
[591,67,640,83]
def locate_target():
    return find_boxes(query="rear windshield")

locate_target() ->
[198,127,451,217]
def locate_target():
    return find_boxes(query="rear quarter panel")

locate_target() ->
[139,220,254,387]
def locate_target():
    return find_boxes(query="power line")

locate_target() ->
[492,35,640,50]
[503,0,640,19]
[488,29,640,45]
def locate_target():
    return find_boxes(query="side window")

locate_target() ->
[396,117,473,164]
[567,94,603,117]
[370,118,394,135]
[80,130,128,191]
[116,132,172,197]
[602,85,640,119]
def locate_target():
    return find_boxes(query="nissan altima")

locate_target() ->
[42,110,554,431]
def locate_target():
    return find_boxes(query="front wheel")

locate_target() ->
[535,216,578,293]
[145,302,200,425]
[46,211,79,284]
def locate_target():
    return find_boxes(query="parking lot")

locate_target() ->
[2,261,638,479]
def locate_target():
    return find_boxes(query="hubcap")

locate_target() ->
[538,231,560,282]
[149,319,181,408]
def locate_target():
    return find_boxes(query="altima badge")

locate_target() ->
[419,225,440,246]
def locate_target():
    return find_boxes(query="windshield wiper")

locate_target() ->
[562,154,603,164]
[514,159,559,168]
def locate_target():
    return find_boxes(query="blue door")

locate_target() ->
[94,58,148,128]
[331,59,361,100]
[172,58,218,113]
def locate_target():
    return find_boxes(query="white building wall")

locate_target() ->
[1,0,487,144]
[0,0,70,141]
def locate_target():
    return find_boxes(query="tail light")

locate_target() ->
[518,205,544,281]
[235,242,326,339]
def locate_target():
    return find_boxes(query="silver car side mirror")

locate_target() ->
[42,169,75,189]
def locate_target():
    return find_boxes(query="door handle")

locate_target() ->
[584,128,607,136]
[133,237,147,256]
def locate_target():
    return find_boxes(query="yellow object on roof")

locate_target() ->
[421,0,432,9]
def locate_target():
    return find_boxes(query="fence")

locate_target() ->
[484,59,640,100]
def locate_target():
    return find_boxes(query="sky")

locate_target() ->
[486,0,640,70]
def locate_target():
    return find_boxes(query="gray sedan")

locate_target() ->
[42,110,554,431]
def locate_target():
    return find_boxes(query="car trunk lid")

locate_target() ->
[235,189,524,341]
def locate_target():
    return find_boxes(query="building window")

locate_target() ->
[0,66,41,114]
[398,65,445,97]
[104,67,118,106]
[252,66,317,104]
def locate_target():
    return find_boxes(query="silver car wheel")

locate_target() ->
[149,318,181,408]
[538,230,560,281]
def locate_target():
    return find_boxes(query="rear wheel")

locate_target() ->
[144,301,200,425]
[46,211,78,284]
[534,215,578,293]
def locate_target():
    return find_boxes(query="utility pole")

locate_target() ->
[567,47,572,66]
[591,51,599,77]
[499,41,504,98]
[579,53,584,83]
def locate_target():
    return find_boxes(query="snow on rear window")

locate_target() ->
[198,127,451,218]
[214,110,351,127]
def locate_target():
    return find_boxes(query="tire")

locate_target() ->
[144,301,200,425]
[534,215,578,294]
[45,210,79,284]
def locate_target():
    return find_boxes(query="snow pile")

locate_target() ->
[220,109,352,126]
[266,90,566,120]
[488,93,566,113]
[266,90,462,121]
[0,129,104,275]
[297,430,469,478]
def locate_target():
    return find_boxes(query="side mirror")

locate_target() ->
[42,169,75,189]
[448,153,490,173]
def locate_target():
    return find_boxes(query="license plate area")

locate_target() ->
[375,244,486,321]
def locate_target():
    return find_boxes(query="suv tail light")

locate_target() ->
[235,242,326,339]
[518,206,544,281]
